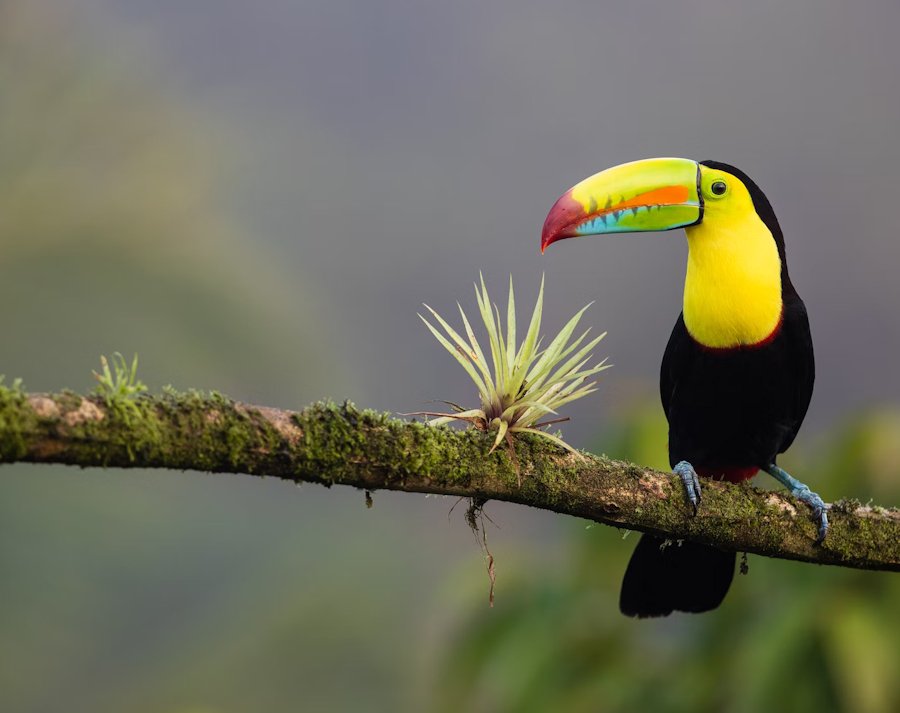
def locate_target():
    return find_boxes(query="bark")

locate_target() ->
[0,388,897,571]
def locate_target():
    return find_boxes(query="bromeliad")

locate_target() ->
[417,275,609,477]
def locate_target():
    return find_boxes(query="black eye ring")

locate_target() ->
[710,180,727,196]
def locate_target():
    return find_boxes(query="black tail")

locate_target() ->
[619,534,735,617]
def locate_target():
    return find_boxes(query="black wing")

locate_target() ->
[777,293,815,454]
[660,313,690,421]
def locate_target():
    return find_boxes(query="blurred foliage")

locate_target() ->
[431,405,900,713]
[0,4,389,712]
[0,1,329,403]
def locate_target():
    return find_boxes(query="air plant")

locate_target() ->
[417,275,609,471]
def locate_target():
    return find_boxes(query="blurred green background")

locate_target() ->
[1,1,898,711]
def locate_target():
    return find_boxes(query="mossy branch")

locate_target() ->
[0,388,898,571]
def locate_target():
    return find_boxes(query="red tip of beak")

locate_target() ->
[540,190,586,254]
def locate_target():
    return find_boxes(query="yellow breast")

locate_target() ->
[683,211,783,349]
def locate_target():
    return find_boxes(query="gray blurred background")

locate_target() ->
[1,1,899,711]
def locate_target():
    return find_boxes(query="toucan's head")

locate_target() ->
[542,158,791,349]
[540,157,785,263]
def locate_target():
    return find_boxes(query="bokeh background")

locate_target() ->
[1,1,899,711]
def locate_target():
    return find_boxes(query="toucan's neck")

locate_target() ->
[683,212,783,349]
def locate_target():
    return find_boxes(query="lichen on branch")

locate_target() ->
[0,385,898,572]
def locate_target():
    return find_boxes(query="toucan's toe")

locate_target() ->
[765,463,829,543]
[674,460,702,515]
[795,489,829,543]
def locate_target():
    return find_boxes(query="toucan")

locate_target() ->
[540,158,828,617]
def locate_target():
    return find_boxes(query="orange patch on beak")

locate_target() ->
[605,185,691,213]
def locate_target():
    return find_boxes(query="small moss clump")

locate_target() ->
[0,376,30,460]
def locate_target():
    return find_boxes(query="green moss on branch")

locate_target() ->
[1,387,898,572]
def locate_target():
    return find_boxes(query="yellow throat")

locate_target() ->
[683,202,783,349]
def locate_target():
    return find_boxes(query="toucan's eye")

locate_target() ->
[710,180,727,196]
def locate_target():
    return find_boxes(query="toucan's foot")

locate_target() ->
[765,463,829,543]
[673,460,702,515]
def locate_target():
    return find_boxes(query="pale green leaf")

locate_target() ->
[425,408,488,426]
[506,275,545,395]
[510,426,587,459]
[546,333,607,385]
[506,275,516,375]
[423,304,478,365]
[476,274,504,387]
[494,303,510,390]
[419,314,490,396]
[500,400,556,422]
[456,303,494,388]
[489,418,509,453]
[524,303,592,387]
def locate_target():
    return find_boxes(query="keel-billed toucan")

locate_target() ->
[541,158,828,617]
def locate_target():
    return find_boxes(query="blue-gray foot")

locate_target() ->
[764,463,829,542]
[673,460,702,515]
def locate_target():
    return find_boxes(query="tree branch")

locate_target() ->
[1,388,897,571]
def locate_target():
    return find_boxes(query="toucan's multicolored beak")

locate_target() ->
[540,157,703,253]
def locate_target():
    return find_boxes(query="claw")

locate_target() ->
[795,488,829,543]
[673,460,702,515]
[765,463,829,543]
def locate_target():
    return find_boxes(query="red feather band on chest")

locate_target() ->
[696,465,759,483]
